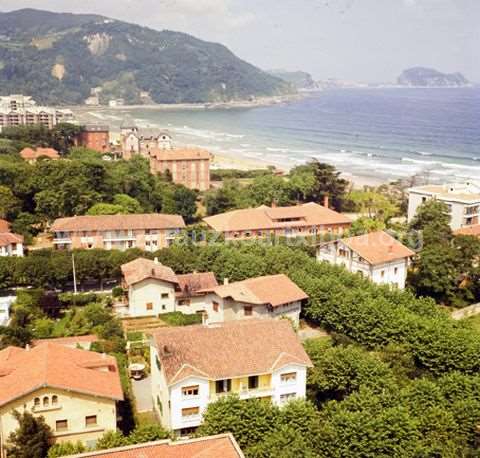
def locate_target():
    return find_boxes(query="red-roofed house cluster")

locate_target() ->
[0,219,24,257]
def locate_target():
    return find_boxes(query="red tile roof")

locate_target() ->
[0,219,10,233]
[339,231,415,265]
[152,320,312,385]
[454,225,480,237]
[203,202,351,233]
[121,258,178,287]
[203,274,308,308]
[51,213,185,232]
[64,434,244,458]
[0,343,123,406]
[20,147,60,160]
[177,272,218,298]
[0,232,23,247]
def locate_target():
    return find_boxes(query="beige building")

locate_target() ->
[51,214,185,251]
[0,95,74,131]
[120,123,212,191]
[408,182,480,230]
[119,257,218,317]
[0,343,123,455]
[203,202,352,240]
[64,434,244,458]
[150,320,312,435]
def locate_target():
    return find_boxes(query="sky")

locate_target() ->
[0,0,478,82]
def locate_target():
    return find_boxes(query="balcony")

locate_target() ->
[53,237,72,245]
[210,386,273,401]
[103,232,136,242]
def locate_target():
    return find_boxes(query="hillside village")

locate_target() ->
[0,94,480,458]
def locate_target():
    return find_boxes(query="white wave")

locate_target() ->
[266,147,289,153]
[402,157,438,165]
[416,151,433,156]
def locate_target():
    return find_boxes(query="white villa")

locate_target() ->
[119,258,308,325]
[408,182,480,230]
[317,231,415,289]
[150,319,312,435]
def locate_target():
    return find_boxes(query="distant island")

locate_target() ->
[0,8,294,105]
[397,67,470,88]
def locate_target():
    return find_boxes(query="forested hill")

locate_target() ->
[0,9,293,105]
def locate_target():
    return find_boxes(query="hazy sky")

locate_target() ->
[1,0,478,82]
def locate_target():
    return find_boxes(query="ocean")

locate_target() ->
[88,87,480,183]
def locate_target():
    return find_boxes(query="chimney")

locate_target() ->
[102,352,107,359]
[323,195,329,209]
[25,344,30,351]
[154,257,159,265]
[223,278,229,285]
[271,201,277,208]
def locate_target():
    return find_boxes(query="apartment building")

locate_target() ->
[203,202,352,240]
[51,214,185,251]
[76,125,110,153]
[150,319,312,435]
[63,434,244,458]
[408,182,480,230]
[0,95,74,130]
[317,230,415,289]
[119,257,218,317]
[0,343,123,454]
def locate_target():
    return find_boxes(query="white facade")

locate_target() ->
[150,345,308,434]
[127,279,177,316]
[317,241,410,289]
[0,296,14,326]
[0,240,24,257]
[408,183,480,230]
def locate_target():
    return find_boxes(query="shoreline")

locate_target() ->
[69,93,304,113]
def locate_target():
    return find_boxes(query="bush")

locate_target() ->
[112,286,124,298]
[159,312,203,327]
[58,292,98,307]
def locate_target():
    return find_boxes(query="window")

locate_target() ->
[248,375,259,390]
[162,305,166,310]
[215,379,232,394]
[179,299,191,306]
[56,420,68,431]
[280,393,296,403]
[422,197,427,203]
[381,270,385,278]
[394,267,398,275]
[180,427,197,436]
[52,395,58,406]
[34,397,40,408]
[155,356,161,370]
[244,305,253,316]
[212,301,219,312]
[161,293,169,299]
[182,385,200,397]
[43,397,49,407]
[157,396,163,414]
[339,248,348,258]
[280,372,297,383]
[85,415,97,427]
[182,407,200,418]
[146,302,153,311]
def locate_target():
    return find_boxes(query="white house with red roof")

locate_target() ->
[317,230,415,289]
[0,219,24,257]
[0,343,123,453]
[150,320,312,435]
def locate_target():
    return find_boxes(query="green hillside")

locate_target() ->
[0,8,293,105]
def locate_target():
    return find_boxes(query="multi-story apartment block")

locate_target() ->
[0,95,74,131]
[408,182,480,230]
[76,125,110,152]
[119,258,218,317]
[120,123,211,191]
[317,230,415,289]
[51,214,185,251]
[0,343,123,455]
[203,202,352,240]
[64,434,244,458]
[150,320,312,435]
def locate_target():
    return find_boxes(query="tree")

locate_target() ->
[47,442,86,458]
[96,431,127,450]
[6,411,53,458]
[87,203,125,216]
[113,194,143,214]
[408,200,452,246]
[289,160,349,210]
[246,175,292,207]
[348,216,385,236]
[0,185,20,218]
[127,424,170,444]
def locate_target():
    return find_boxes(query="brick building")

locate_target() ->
[77,125,110,152]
